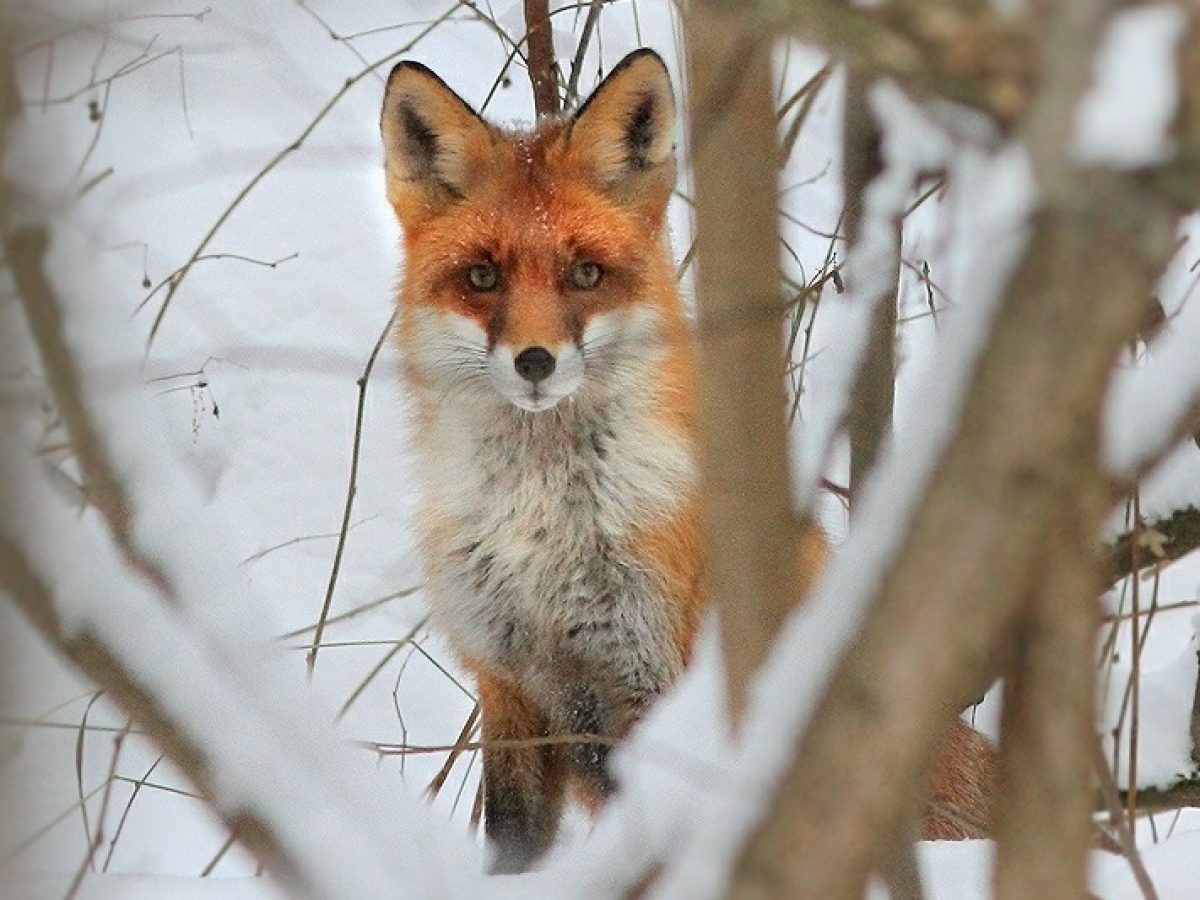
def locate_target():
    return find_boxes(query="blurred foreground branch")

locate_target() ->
[685,7,801,723]
[707,0,1034,125]
[719,2,1198,898]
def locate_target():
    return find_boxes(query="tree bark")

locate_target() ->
[700,0,1035,125]
[729,190,1178,900]
[685,7,799,723]
[524,0,560,118]
[842,69,898,502]
[1104,506,1200,587]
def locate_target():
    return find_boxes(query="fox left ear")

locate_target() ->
[567,49,676,210]
[381,61,494,221]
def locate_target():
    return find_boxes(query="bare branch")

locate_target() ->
[307,311,397,676]
[730,163,1180,900]
[1104,505,1200,587]
[697,0,1035,125]
[524,0,559,118]
[0,538,311,895]
[842,69,898,502]
[143,3,459,347]
[685,6,800,722]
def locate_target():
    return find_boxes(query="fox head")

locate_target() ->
[381,50,683,413]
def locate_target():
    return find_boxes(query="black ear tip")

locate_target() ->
[387,60,436,86]
[613,48,669,78]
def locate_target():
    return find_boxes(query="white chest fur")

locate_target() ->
[412,367,695,706]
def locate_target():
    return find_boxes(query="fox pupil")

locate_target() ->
[569,261,602,290]
[468,262,500,292]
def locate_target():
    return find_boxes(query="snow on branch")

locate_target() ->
[0,220,488,898]
[1104,292,1200,482]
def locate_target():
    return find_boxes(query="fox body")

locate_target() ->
[380,51,994,873]
[382,51,701,871]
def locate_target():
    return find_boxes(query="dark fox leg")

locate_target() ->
[476,672,566,874]
[560,682,620,800]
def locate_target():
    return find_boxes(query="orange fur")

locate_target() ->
[381,50,994,871]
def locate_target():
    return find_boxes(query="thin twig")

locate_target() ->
[1093,739,1159,900]
[426,703,481,800]
[364,732,619,757]
[336,615,428,722]
[144,5,458,346]
[101,754,163,871]
[278,585,421,639]
[64,725,129,900]
[307,310,397,676]
[565,0,604,106]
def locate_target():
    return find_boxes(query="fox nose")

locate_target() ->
[514,346,556,383]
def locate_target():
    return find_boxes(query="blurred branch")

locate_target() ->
[729,6,1183,886]
[685,5,799,723]
[1104,506,1200,587]
[0,537,308,894]
[840,67,916,899]
[6,230,177,598]
[842,69,897,502]
[698,0,1034,126]
[1,33,173,599]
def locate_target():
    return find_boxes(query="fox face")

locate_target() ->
[381,51,680,413]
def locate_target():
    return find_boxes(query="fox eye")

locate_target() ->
[568,261,602,291]
[467,261,501,292]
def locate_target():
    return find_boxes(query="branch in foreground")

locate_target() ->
[729,153,1179,900]
[842,68,898,502]
[0,537,325,898]
[685,4,800,722]
[1104,505,1200,587]
[2,43,172,599]
[700,0,1035,125]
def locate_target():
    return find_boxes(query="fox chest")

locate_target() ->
[417,406,693,698]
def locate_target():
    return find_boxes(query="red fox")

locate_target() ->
[380,49,994,873]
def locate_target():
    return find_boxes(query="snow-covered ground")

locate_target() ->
[1,1,1198,897]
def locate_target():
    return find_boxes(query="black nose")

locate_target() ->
[514,346,556,383]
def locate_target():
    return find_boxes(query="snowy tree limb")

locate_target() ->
[839,67,921,900]
[1104,506,1200,587]
[685,6,802,722]
[0,42,172,599]
[699,0,1035,125]
[0,537,315,897]
[0,219,479,898]
[842,69,898,503]
[726,11,1186,896]
[0,26,480,893]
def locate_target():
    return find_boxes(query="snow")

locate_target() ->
[0,873,282,900]
[1073,5,1187,168]
[1104,229,1200,484]
[2,2,1200,899]
[644,120,1039,900]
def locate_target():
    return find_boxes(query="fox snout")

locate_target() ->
[488,339,585,412]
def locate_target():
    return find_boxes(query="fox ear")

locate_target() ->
[381,62,493,217]
[567,49,676,208]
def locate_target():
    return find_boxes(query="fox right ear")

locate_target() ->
[381,62,493,219]
[566,49,676,210]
